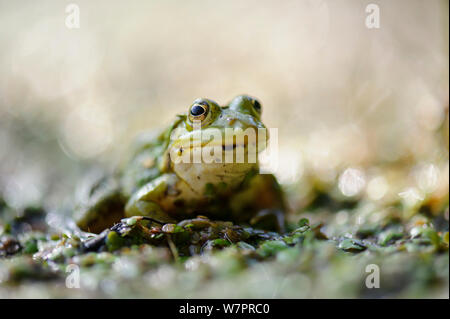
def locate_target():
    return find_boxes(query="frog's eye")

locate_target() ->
[189,101,209,122]
[251,99,262,114]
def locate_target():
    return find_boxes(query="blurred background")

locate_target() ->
[0,0,448,218]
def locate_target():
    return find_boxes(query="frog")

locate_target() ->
[74,95,286,234]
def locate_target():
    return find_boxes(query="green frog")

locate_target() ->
[75,95,286,234]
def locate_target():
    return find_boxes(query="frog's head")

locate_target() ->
[167,95,268,195]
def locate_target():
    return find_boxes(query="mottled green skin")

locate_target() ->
[75,95,286,234]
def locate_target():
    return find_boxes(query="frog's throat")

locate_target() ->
[169,127,268,153]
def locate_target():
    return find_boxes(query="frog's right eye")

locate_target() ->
[189,100,209,122]
[251,98,262,114]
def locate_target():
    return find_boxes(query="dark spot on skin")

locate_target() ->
[227,118,236,125]
[197,176,200,180]
[222,144,237,151]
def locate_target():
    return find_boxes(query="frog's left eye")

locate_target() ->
[189,101,209,122]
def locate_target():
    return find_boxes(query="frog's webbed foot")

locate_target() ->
[75,172,126,234]
[124,174,178,224]
[250,209,285,233]
[125,201,176,224]
[230,173,287,232]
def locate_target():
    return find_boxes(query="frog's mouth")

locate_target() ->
[169,127,268,164]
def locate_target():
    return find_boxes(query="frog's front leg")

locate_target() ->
[229,173,286,232]
[124,174,179,224]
